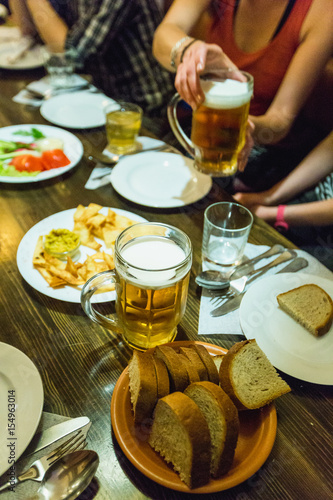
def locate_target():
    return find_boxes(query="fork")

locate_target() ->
[0,430,86,492]
[209,249,297,305]
[89,143,181,167]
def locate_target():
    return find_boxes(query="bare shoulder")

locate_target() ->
[301,0,333,40]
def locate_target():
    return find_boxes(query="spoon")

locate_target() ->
[195,270,230,290]
[35,450,99,500]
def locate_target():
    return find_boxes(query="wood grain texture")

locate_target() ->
[0,70,331,500]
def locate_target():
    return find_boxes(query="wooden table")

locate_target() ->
[0,69,331,500]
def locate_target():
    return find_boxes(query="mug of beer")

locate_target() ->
[168,69,253,176]
[81,223,192,351]
[104,101,143,154]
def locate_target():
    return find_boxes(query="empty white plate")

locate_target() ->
[40,91,115,129]
[110,152,213,207]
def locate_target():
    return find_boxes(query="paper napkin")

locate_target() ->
[84,136,166,190]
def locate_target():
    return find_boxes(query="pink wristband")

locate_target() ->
[274,205,289,231]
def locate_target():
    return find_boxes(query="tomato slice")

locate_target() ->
[9,155,43,172]
[41,149,71,170]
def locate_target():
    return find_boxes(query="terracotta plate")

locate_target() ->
[111,341,277,493]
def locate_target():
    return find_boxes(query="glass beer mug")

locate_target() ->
[81,222,192,351]
[168,69,253,177]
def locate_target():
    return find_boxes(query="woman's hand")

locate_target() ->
[175,41,238,108]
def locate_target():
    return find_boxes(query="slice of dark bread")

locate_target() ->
[127,351,158,424]
[219,339,291,410]
[152,355,170,399]
[184,381,239,477]
[154,345,188,392]
[148,392,212,489]
[189,344,219,385]
[178,353,201,384]
[178,346,208,381]
[277,283,333,336]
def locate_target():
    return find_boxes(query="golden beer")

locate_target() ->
[116,272,190,351]
[167,71,253,177]
[80,223,192,351]
[105,102,142,154]
[191,98,250,176]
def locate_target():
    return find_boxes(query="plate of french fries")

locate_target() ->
[16,203,147,303]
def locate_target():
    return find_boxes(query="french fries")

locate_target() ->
[32,204,137,289]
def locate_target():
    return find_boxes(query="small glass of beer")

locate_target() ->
[81,223,192,351]
[104,101,143,154]
[168,69,253,176]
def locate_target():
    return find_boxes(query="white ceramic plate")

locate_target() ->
[16,207,147,303]
[110,152,213,207]
[0,342,43,476]
[40,92,115,129]
[0,28,45,69]
[0,124,83,184]
[239,273,333,385]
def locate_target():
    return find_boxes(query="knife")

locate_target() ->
[24,416,91,457]
[210,257,308,317]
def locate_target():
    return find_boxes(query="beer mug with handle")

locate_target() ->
[81,222,192,351]
[168,69,253,177]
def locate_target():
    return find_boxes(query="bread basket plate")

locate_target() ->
[111,341,277,493]
[239,273,333,385]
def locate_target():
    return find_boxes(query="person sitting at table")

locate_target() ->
[234,130,333,270]
[9,0,175,120]
[152,0,333,191]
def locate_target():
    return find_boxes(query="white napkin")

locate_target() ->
[84,136,166,190]
[13,75,92,108]
[0,412,70,499]
[198,243,333,336]
[6,36,35,65]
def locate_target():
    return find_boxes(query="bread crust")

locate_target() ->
[189,344,219,384]
[149,392,211,488]
[178,346,208,380]
[184,381,239,478]
[152,355,170,399]
[154,345,188,392]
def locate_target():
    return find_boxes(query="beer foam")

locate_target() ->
[121,237,187,285]
[201,79,252,109]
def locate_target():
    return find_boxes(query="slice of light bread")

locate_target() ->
[154,345,188,392]
[148,392,212,489]
[277,284,333,337]
[184,381,239,478]
[219,339,291,410]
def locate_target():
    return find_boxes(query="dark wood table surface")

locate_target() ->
[0,67,332,500]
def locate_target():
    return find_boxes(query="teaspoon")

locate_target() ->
[195,270,230,290]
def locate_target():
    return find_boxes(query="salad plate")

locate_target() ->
[111,341,277,493]
[0,342,44,476]
[240,272,333,385]
[16,207,147,303]
[0,124,83,184]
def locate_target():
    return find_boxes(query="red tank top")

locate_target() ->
[207,0,313,115]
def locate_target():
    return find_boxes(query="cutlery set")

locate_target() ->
[0,416,96,497]
[196,247,308,317]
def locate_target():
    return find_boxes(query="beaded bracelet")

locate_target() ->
[180,38,198,64]
[170,36,191,68]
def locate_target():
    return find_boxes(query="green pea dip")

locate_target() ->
[44,229,80,255]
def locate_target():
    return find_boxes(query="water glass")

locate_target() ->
[104,101,143,154]
[202,202,253,277]
[44,48,75,89]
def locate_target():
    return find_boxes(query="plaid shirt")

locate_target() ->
[60,0,174,116]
